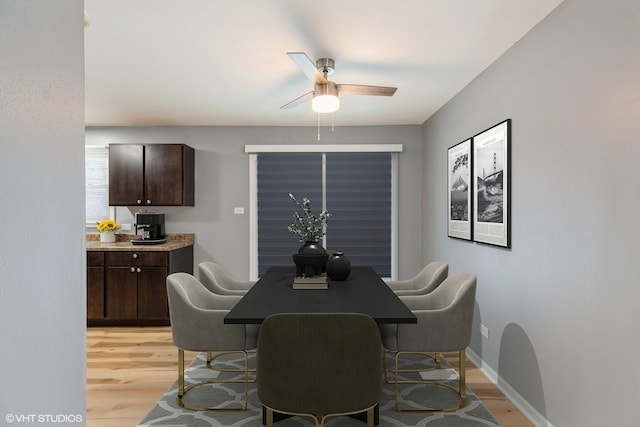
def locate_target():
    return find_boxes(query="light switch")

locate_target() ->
[234,207,245,214]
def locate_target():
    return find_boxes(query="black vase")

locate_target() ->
[293,241,328,277]
[298,241,327,255]
[326,251,351,281]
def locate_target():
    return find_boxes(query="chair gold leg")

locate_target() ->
[393,349,468,412]
[459,349,468,406]
[382,349,389,383]
[178,348,185,397]
[385,349,439,384]
[206,350,257,381]
[176,349,250,411]
[266,407,273,427]
[367,407,374,427]
[394,351,401,412]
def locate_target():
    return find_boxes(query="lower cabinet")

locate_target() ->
[87,246,193,326]
[87,252,105,319]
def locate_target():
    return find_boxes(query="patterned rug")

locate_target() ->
[139,352,500,426]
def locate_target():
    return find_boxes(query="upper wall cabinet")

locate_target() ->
[109,144,195,206]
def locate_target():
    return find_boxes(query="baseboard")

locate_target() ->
[466,349,555,427]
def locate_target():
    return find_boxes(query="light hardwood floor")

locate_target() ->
[87,327,533,426]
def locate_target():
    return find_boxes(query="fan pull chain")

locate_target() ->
[316,113,335,141]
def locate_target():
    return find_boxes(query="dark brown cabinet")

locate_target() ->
[87,252,105,319]
[87,246,193,326]
[105,252,169,321]
[109,144,194,206]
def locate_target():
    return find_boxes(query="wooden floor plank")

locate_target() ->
[86,327,533,426]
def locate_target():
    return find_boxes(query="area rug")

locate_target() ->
[138,352,500,426]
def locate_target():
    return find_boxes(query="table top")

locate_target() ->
[224,266,416,324]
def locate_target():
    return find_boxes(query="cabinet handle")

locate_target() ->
[136,199,142,205]
[146,199,152,205]
[136,268,142,273]
[132,253,138,259]
[130,267,136,273]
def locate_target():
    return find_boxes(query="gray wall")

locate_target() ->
[421,0,640,426]
[86,125,424,280]
[0,0,86,421]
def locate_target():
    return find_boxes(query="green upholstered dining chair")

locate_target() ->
[379,272,476,412]
[166,272,257,411]
[198,261,256,296]
[385,261,449,296]
[257,313,383,427]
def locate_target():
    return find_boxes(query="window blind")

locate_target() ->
[257,153,322,276]
[326,152,391,277]
[256,152,392,277]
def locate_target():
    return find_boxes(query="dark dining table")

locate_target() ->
[224,265,417,325]
[224,265,416,426]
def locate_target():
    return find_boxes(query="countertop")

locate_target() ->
[86,233,195,252]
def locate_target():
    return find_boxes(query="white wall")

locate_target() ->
[422,0,640,425]
[0,0,86,423]
[86,125,424,280]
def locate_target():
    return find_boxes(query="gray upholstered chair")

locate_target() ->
[198,261,256,296]
[385,261,448,296]
[380,272,477,412]
[257,313,383,427]
[166,272,257,411]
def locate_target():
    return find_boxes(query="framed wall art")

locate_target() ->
[447,138,472,240]
[472,119,511,247]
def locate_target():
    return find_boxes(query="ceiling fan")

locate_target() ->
[281,52,397,113]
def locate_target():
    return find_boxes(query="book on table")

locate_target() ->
[293,274,328,289]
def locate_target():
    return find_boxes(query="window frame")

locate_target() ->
[246,144,402,281]
[85,145,115,229]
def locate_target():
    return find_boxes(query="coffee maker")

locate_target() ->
[132,212,166,245]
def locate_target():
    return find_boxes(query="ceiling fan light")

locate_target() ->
[312,94,340,113]
[312,81,340,113]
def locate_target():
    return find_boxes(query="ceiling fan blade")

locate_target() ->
[280,91,314,109]
[287,52,328,84]
[337,84,397,96]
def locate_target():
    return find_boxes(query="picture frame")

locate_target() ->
[472,119,511,247]
[447,138,472,240]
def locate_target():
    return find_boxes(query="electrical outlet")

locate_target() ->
[234,207,245,214]
[480,324,489,339]
[120,223,132,231]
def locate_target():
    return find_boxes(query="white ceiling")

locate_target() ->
[84,0,563,127]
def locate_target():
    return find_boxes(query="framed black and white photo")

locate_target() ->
[472,119,511,247]
[447,138,472,240]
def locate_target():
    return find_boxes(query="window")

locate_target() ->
[326,152,392,276]
[85,146,113,226]
[246,144,402,280]
[257,153,322,275]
